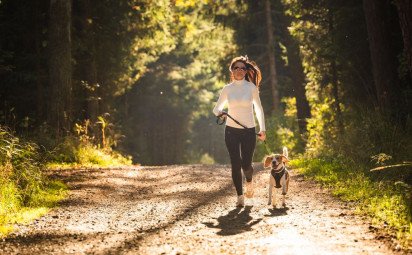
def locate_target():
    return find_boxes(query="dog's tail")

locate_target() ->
[283,147,288,158]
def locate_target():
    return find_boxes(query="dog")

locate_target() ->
[263,147,290,207]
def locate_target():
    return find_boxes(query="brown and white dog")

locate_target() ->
[263,147,290,207]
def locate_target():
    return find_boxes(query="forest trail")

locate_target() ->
[0,165,401,255]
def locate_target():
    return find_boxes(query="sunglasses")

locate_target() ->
[232,66,247,71]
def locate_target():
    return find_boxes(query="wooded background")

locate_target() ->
[1,0,411,165]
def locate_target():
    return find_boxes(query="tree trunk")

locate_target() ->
[80,0,99,122]
[264,0,280,113]
[328,8,344,134]
[331,59,344,133]
[48,0,72,136]
[394,0,412,76]
[287,43,312,135]
[278,0,311,135]
[362,0,401,114]
[35,0,45,124]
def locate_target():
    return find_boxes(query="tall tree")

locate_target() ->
[328,7,343,134]
[394,0,412,76]
[120,1,237,164]
[265,0,280,112]
[78,0,99,122]
[362,0,402,116]
[48,0,72,136]
[278,0,311,135]
[34,0,46,124]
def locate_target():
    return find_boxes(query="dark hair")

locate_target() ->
[229,55,262,89]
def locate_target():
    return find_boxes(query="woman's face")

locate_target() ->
[231,61,247,81]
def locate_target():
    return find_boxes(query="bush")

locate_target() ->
[0,126,66,237]
[199,153,215,164]
[46,137,132,168]
[0,127,44,202]
[44,117,133,168]
[76,143,132,167]
[254,97,302,162]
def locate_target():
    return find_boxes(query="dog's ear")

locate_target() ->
[263,156,273,168]
[281,155,289,163]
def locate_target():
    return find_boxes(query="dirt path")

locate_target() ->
[0,164,403,254]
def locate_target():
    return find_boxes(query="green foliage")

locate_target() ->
[0,126,67,237]
[254,115,298,162]
[0,127,44,202]
[306,104,412,166]
[76,144,132,167]
[121,1,238,165]
[199,153,215,165]
[284,1,412,249]
[291,158,412,248]
[47,118,132,168]
[0,180,66,237]
[254,97,302,161]
[371,153,393,166]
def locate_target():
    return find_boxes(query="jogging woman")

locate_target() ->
[213,55,266,207]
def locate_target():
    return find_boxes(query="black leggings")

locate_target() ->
[225,126,256,196]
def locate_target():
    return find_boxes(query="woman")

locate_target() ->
[213,55,266,207]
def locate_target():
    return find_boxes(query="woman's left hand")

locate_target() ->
[258,131,266,141]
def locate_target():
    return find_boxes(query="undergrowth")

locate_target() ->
[0,127,67,237]
[46,141,133,169]
[291,157,412,249]
[44,118,133,169]
[0,116,132,237]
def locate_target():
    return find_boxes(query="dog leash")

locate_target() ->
[216,111,271,154]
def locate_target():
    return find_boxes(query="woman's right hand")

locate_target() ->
[258,131,266,141]
[216,111,227,125]
[218,111,227,118]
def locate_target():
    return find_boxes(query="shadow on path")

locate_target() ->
[264,207,289,217]
[203,206,262,236]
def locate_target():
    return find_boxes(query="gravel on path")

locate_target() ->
[0,164,403,255]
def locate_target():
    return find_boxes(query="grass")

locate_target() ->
[1,143,131,238]
[290,157,412,249]
[47,143,133,169]
[0,180,67,238]
[0,127,69,238]
[0,125,133,239]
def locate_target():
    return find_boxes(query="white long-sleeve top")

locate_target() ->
[213,78,266,132]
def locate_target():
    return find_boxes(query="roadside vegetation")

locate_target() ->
[1,0,410,251]
[0,127,66,237]
[255,97,411,250]
[45,117,132,169]
[0,117,132,237]
[291,158,411,249]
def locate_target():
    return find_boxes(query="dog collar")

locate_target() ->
[272,165,285,173]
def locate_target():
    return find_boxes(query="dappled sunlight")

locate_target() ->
[124,167,142,178]
[1,165,398,254]
[1,0,410,252]
[245,229,318,255]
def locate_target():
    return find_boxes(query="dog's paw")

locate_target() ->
[282,202,286,207]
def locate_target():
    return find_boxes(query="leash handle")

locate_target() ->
[215,111,271,154]
[216,112,227,125]
[217,111,259,135]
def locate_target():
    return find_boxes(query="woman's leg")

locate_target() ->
[240,128,256,182]
[225,127,243,196]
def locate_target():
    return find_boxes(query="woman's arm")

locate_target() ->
[252,86,266,132]
[213,86,228,116]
